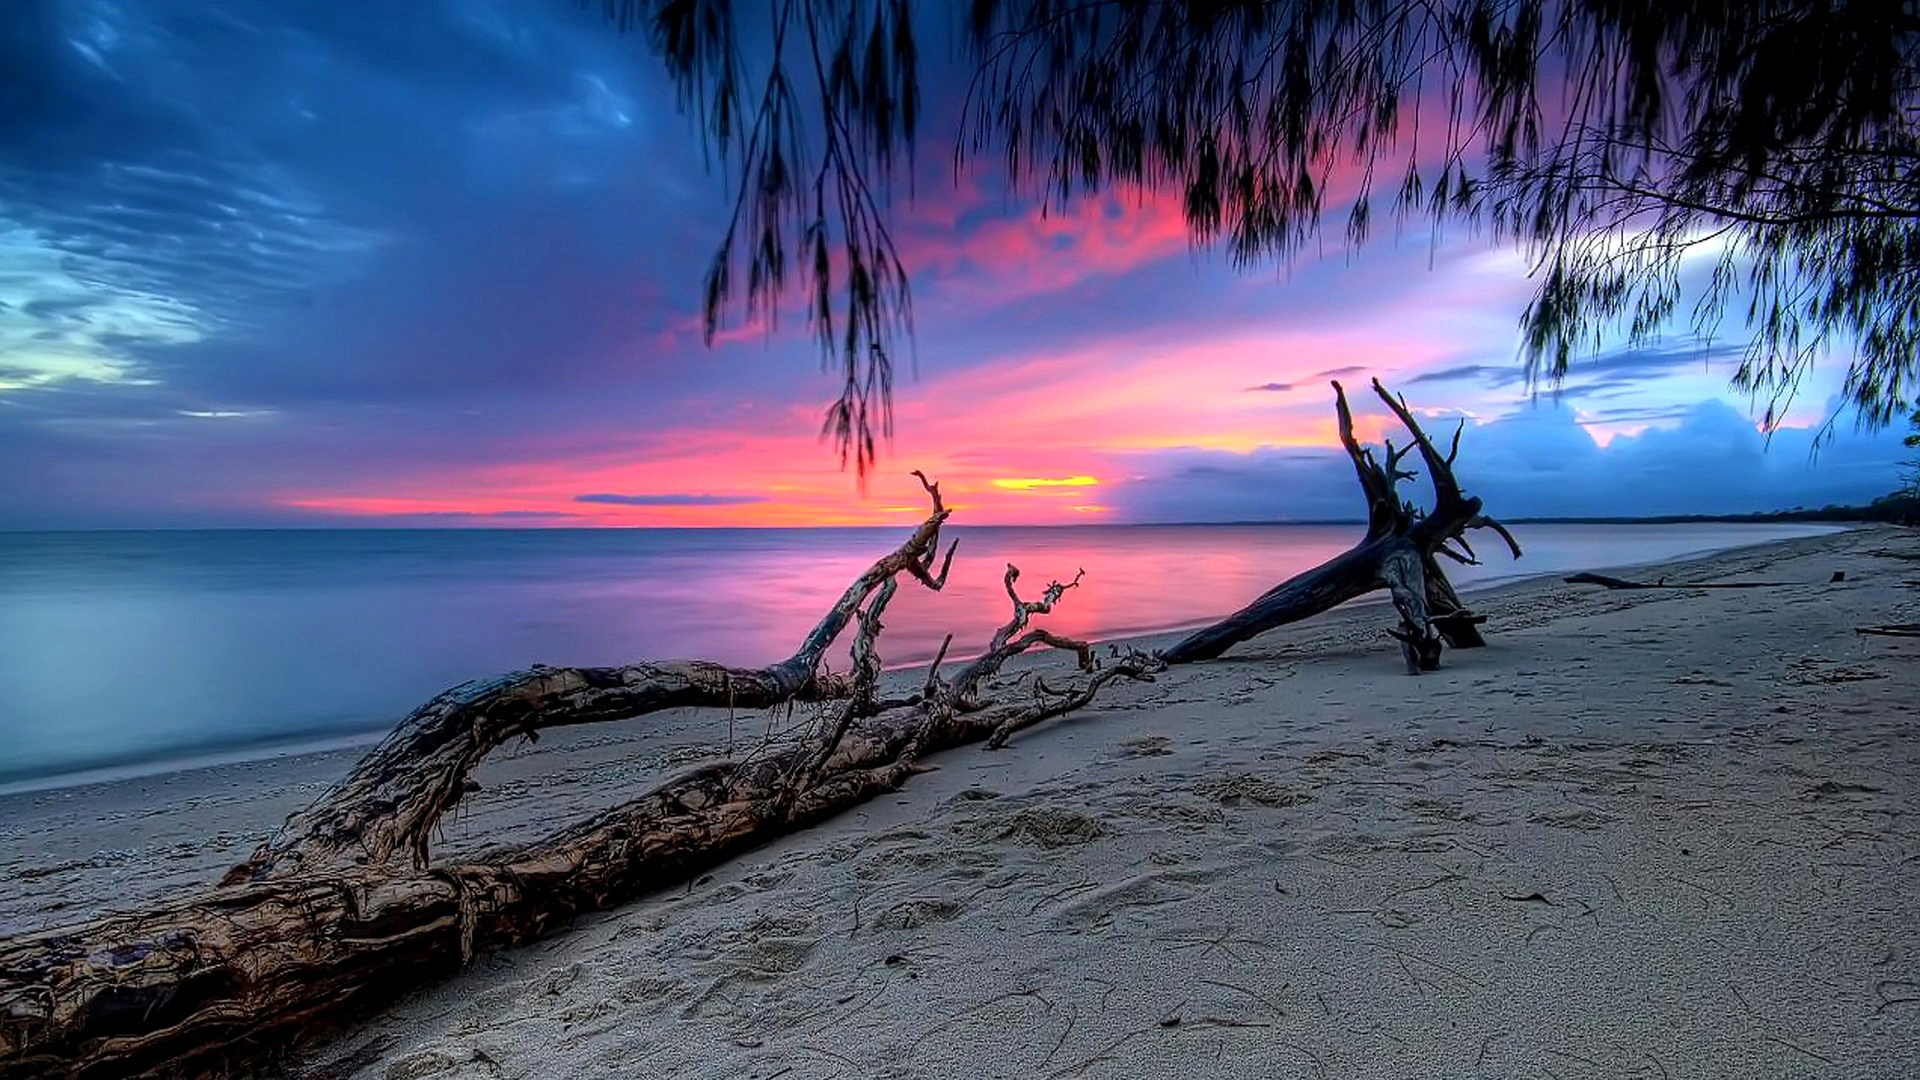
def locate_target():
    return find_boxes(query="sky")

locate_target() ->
[0,0,1910,530]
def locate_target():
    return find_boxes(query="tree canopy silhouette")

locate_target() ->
[1902,407,1920,497]
[593,0,1920,472]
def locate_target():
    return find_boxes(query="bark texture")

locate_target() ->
[0,476,1157,1080]
[1161,379,1521,671]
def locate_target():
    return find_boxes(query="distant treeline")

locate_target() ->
[1513,493,1920,527]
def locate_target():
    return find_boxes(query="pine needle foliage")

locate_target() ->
[596,1,1920,471]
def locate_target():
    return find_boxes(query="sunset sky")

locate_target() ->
[0,0,1910,529]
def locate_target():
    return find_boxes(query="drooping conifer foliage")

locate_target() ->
[596,1,1920,468]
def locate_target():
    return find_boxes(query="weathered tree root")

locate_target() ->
[1162,379,1521,672]
[0,477,1156,1080]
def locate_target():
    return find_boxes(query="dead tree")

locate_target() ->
[1161,379,1521,672]
[0,477,1157,1080]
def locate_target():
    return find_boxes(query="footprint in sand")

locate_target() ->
[1048,865,1231,930]
[1193,772,1316,809]
[1121,798,1228,826]
[951,804,1109,849]
[874,896,966,931]
[1403,797,1484,824]
[1801,779,1884,802]
[855,840,1001,882]
[697,914,819,981]
[382,1044,503,1080]
[1118,734,1175,757]
[1526,808,1620,831]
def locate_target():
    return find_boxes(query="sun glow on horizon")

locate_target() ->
[991,475,1100,490]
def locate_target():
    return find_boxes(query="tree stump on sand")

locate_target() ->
[1162,379,1521,673]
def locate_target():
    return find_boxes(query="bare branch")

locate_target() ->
[1467,515,1524,559]
[1371,378,1462,508]
[948,565,1086,703]
[985,650,1163,749]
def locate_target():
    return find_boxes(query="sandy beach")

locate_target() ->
[4,526,1916,1078]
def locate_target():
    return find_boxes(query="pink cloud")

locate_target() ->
[884,179,1199,310]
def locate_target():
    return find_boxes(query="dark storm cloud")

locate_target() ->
[1245,382,1293,392]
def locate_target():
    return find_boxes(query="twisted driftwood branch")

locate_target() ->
[224,474,956,885]
[1161,379,1522,670]
[0,475,1157,1080]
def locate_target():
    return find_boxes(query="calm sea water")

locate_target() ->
[0,522,1839,787]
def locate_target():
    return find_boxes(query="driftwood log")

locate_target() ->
[1162,379,1522,672]
[0,476,1157,1080]
[1564,572,1786,590]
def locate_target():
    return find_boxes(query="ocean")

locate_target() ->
[0,521,1840,788]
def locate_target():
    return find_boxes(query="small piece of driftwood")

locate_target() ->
[1563,572,1789,590]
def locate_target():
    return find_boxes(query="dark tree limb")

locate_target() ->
[1563,572,1787,590]
[1380,543,1443,674]
[1161,379,1521,667]
[0,479,1157,1080]
[1423,554,1489,649]
[984,649,1163,749]
[946,565,1089,706]
[224,475,957,885]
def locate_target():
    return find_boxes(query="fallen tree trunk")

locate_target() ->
[0,477,1157,1080]
[1162,379,1519,671]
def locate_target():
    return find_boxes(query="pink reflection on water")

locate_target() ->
[621,524,1368,670]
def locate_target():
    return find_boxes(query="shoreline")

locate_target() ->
[3,524,1913,1077]
[0,523,1852,799]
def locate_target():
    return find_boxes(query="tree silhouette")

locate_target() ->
[593,1,1920,471]
[1902,407,1920,497]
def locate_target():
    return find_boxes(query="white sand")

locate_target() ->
[4,527,1917,1078]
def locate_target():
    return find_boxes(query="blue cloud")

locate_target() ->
[1406,364,1505,385]
[1107,397,1911,523]
[0,0,726,407]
